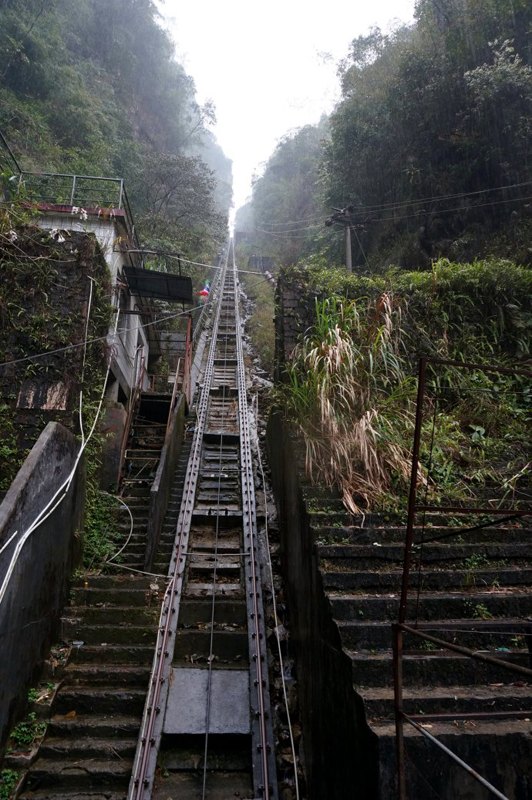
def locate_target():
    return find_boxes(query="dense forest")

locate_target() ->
[0,0,232,260]
[237,0,532,270]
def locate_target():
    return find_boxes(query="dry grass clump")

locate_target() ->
[281,294,415,514]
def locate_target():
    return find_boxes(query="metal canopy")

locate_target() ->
[123,266,193,303]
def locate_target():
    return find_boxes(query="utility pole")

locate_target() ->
[325,206,355,271]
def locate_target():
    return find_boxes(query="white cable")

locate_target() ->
[103,562,169,579]
[103,494,135,565]
[0,306,120,609]
[0,528,19,558]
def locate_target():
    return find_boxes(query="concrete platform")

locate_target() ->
[164,668,250,734]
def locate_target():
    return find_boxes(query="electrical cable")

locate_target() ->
[0,302,212,369]
[352,225,369,268]
[377,193,532,224]
[103,494,135,565]
[103,562,169,579]
[347,179,532,212]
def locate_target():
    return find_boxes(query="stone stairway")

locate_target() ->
[16,407,193,799]
[310,499,532,799]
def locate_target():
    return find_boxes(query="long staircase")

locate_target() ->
[17,396,192,800]
[310,497,532,798]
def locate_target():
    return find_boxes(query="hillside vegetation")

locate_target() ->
[237,0,532,269]
[276,258,531,513]
[0,0,232,260]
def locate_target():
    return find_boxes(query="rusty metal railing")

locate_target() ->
[394,356,532,799]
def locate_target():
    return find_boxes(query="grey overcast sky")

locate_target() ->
[157,1,417,215]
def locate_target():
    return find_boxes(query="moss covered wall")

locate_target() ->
[0,226,111,491]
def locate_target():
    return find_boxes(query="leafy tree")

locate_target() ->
[0,0,231,260]
[321,0,532,268]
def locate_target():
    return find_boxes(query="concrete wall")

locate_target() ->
[99,402,127,490]
[0,422,84,750]
[267,412,378,800]
[145,394,186,570]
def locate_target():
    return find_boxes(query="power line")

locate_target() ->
[0,302,211,370]
[253,179,532,235]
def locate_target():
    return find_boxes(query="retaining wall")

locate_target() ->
[0,422,84,749]
[267,411,378,800]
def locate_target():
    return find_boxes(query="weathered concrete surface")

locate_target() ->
[145,393,186,570]
[99,402,127,490]
[0,422,84,750]
[164,668,250,734]
[267,411,378,800]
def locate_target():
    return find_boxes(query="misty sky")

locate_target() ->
[157,1,416,215]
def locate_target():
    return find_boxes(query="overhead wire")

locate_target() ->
[248,180,532,239]
[0,302,213,369]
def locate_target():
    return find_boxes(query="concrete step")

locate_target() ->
[152,769,252,799]
[53,687,146,716]
[64,604,159,626]
[158,733,250,771]
[22,757,132,790]
[360,683,532,720]
[62,663,151,687]
[48,713,141,738]
[336,617,532,651]
[179,599,247,626]
[39,735,138,760]
[314,524,530,546]
[61,622,157,645]
[321,566,532,592]
[349,649,530,687]
[328,590,532,622]
[72,575,152,590]
[369,719,531,800]
[69,586,161,608]
[19,790,127,800]
[70,644,155,665]
[173,629,249,663]
[317,541,531,567]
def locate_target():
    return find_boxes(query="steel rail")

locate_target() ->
[128,242,277,799]
[201,298,236,800]
[232,245,278,799]
[127,251,230,800]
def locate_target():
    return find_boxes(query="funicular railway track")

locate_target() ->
[129,244,278,799]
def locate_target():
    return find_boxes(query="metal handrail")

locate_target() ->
[394,356,532,800]
[17,170,141,254]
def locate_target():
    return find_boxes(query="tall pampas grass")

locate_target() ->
[282,294,415,514]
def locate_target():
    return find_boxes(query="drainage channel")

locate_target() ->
[128,244,278,800]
